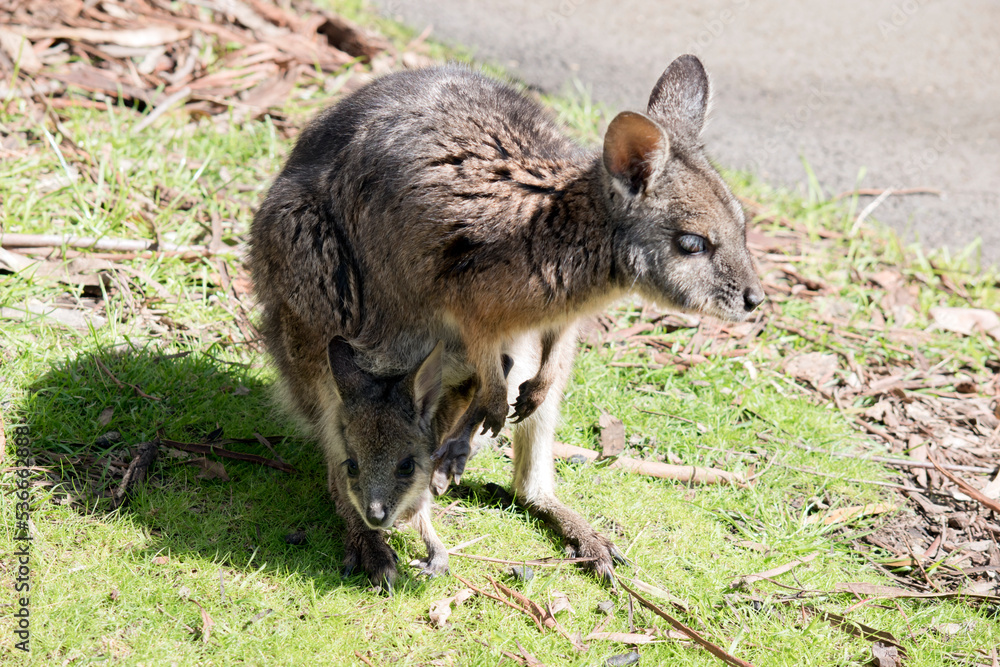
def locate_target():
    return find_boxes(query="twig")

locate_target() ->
[452,573,533,618]
[783,438,995,474]
[94,357,161,401]
[354,650,374,667]
[733,553,819,588]
[928,452,1000,514]
[448,552,597,567]
[619,579,756,667]
[111,440,160,509]
[850,188,893,236]
[504,443,743,486]
[0,232,209,253]
[160,438,296,473]
[834,187,942,200]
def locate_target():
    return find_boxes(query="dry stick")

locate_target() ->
[505,443,743,486]
[733,552,819,588]
[774,462,924,492]
[0,232,209,253]
[834,187,942,200]
[111,440,161,509]
[353,650,374,667]
[452,573,539,627]
[928,452,1000,514]
[783,439,995,474]
[94,357,160,401]
[160,438,296,473]
[618,580,756,667]
[448,552,597,567]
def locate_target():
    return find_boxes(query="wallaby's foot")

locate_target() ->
[511,377,550,424]
[410,552,450,578]
[524,496,627,585]
[563,529,627,584]
[342,529,398,594]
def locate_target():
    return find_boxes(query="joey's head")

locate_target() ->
[326,337,444,530]
[602,54,765,322]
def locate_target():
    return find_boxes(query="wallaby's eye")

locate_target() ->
[345,459,359,478]
[396,457,416,478]
[677,234,707,255]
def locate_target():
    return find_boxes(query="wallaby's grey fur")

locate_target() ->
[249,54,764,588]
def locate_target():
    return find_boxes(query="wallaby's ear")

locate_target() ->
[602,111,667,196]
[327,336,367,399]
[646,54,710,143]
[412,340,444,426]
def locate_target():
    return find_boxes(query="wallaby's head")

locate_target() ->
[602,54,765,322]
[326,338,444,530]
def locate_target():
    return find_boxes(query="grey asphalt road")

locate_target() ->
[374,0,1000,267]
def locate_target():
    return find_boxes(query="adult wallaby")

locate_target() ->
[250,54,764,588]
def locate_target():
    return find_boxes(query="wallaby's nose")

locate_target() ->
[366,501,386,526]
[743,286,765,312]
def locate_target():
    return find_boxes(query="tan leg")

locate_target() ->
[509,325,624,583]
[512,326,574,423]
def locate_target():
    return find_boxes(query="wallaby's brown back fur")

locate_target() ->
[249,56,764,588]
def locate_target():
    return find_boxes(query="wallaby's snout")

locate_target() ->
[744,283,765,313]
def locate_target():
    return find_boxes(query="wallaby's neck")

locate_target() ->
[510,152,625,310]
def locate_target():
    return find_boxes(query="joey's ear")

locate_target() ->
[327,336,367,399]
[602,111,667,196]
[646,54,710,142]
[412,340,444,426]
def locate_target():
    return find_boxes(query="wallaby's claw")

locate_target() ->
[566,531,625,587]
[511,378,547,424]
[480,409,506,438]
[410,556,450,578]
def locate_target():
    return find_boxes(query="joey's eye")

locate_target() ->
[396,457,416,478]
[345,459,359,478]
[677,234,707,255]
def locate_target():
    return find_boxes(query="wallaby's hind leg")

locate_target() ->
[510,327,625,583]
[327,459,399,593]
[405,489,449,577]
[512,326,573,424]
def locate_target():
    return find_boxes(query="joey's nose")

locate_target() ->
[366,502,386,526]
[743,286,765,312]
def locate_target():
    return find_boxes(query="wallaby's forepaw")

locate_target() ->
[342,530,398,594]
[432,434,470,492]
[564,531,628,586]
[410,552,450,578]
[479,392,509,438]
[511,377,549,424]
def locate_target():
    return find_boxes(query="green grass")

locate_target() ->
[3,5,999,666]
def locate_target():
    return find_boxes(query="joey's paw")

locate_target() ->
[343,532,398,594]
[410,553,450,578]
[511,378,547,423]
[567,531,627,586]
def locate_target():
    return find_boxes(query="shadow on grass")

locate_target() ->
[23,345,546,597]
[23,346,370,594]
